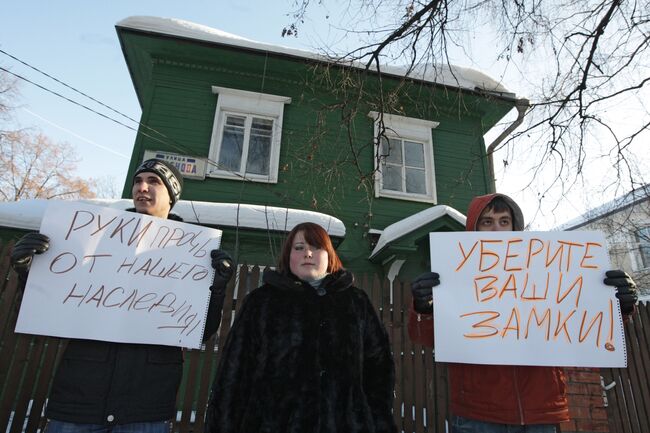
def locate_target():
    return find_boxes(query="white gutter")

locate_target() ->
[486,98,530,192]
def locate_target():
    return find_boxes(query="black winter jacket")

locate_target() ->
[43,213,226,425]
[205,269,397,433]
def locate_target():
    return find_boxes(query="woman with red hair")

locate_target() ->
[205,222,397,433]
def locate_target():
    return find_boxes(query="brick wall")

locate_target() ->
[561,368,609,432]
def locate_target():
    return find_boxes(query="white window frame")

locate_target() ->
[368,111,439,203]
[208,87,291,183]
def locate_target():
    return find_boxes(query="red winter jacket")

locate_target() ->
[407,193,569,425]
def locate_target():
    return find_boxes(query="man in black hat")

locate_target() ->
[132,158,184,218]
[10,158,234,433]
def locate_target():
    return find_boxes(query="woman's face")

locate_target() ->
[289,231,329,281]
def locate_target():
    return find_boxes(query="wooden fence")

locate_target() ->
[600,299,650,433]
[1,238,649,433]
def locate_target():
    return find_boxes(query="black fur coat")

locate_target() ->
[205,269,397,433]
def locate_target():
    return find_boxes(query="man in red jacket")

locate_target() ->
[408,193,638,433]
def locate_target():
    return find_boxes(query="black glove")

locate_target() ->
[210,249,235,295]
[604,270,638,317]
[11,232,50,278]
[411,272,440,314]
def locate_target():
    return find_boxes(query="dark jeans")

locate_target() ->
[44,420,170,433]
[452,416,558,433]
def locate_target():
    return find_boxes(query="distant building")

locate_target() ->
[558,184,650,297]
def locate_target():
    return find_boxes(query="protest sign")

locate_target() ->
[430,231,626,367]
[15,202,222,349]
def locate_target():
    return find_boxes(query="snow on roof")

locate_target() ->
[556,184,650,231]
[369,205,466,259]
[0,199,346,238]
[117,16,513,96]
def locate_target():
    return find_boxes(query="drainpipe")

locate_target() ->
[486,98,530,193]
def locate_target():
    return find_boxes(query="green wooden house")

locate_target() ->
[115,16,524,279]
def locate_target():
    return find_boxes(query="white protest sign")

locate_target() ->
[15,202,222,349]
[430,231,626,368]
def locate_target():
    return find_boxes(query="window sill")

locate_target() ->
[206,171,278,184]
[378,190,437,204]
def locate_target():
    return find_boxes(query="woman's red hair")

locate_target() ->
[278,222,343,275]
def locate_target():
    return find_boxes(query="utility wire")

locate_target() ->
[0,51,250,180]
[1,65,239,179]
[1,49,141,125]
[1,66,138,131]
[0,66,172,146]
[1,48,173,144]
[0,52,329,215]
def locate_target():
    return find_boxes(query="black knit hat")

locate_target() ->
[133,158,183,208]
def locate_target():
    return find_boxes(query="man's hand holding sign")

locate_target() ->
[13,202,226,349]
[427,231,634,367]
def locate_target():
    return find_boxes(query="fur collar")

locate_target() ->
[262,269,354,293]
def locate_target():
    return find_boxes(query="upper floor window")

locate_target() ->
[209,87,291,183]
[368,111,439,203]
[637,227,650,268]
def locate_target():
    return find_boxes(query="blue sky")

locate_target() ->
[2,1,648,228]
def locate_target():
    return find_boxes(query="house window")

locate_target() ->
[637,227,650,268]
[368,111,439,203]
[209,87,291,183]
[380,137,427,195]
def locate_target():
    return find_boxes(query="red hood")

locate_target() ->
[465,193,524,231]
